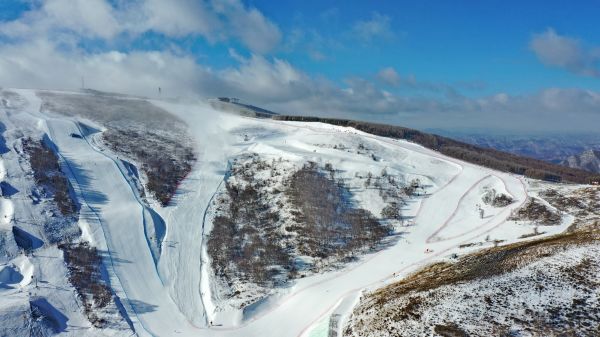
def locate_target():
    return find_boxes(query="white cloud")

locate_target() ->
[352,12,393,42]
[2,35,600,133]
[220,53,312,102]
[213,0,282,54]
[0,38,213,97]
[377,67,401,86]
[1,3,600,133]
[0,0,120,39]
[0,0,281,54]
[133,0,220,39]
[530,28,600,77]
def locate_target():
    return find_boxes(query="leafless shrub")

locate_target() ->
[509,199,561,225]
[22,137,77,216]
[381,202,402,220]
[540,189,597,220]
[207,157,291,288]
[482,189,514,207]
[402,179,422,197]
[58,242,114,328]
[102,129,195,206]
[287,163,393,259]
[208,157,394,296]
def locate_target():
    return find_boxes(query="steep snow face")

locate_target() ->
[0,89,580,337]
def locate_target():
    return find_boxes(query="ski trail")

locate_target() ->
[45,118,201,336]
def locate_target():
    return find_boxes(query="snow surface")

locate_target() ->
[0,89,579,337]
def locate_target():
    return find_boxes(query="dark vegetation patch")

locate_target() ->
[38,90,196,206]
[208,190,290,288]
[288,162,393,259]
[433,323,469,337]
[58,242,114,328]
[22,137,77,216]
[208,156,394,304]
[102,129,194,206]
[541,188,600,222]
[362,168,422,220]
[21,135,125,327]
[22,137,80,243]
[273,116,596,184]
[208,155,294,293]
[482,189,513,207]
[508,199,561,225]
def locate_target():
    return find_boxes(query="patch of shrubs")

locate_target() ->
[102,129,195,206]
[509,199,561,225]
[207,157,394,295]
[22,137,77,216]
[207,155,291,288]
[208,183,291,287]
[482,189,514,207]
[58,242,113,328]
[287,162,393,259]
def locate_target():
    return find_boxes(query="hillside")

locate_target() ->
[273,116,598,184]
[344,182,600,336]
[0,89,598,337]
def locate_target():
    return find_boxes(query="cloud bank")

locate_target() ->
[0,3,599,133]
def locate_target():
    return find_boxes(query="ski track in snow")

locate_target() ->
[2,90,548,337]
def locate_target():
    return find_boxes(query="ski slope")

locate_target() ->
[1,89,575,337]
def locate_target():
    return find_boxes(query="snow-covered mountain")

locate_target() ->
[429,129,600,164]
[563,149,600,173]
[0,89,597,337]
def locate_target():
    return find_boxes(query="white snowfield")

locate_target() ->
[0,89,576,337]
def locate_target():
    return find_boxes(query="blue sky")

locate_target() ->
[0,0,599,132]
[256,0,600,94]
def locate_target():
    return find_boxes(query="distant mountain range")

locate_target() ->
[427,129,600,173]
[563,149,600,173]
